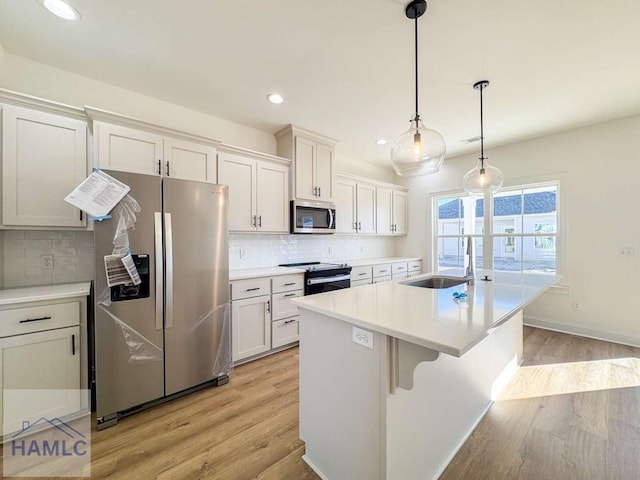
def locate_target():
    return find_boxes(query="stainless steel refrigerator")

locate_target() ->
[93,170,230,429]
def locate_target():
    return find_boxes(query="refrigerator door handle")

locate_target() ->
[165,212,174,329]
[154,212,163,331]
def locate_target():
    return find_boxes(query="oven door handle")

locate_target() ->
[307,274,351,286]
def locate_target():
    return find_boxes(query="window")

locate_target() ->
[434,182,559,275]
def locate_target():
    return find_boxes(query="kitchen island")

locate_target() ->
[292,270,558,480]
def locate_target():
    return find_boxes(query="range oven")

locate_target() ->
[279,262,351,295]
[291,200,336,234]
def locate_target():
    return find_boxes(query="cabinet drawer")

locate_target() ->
[272,274,304,293]
[373,264,392,277]
[231,277,271,300]
[391,262,408,274]
[408,261,422,272]
[372,275,391,284]
[0,302,80,338]
[271,290,303,320]
[272,317,299,349]
[408,271,422,277]
[351,266,372,281]
[392,272,409,279]
[351,279,371,287]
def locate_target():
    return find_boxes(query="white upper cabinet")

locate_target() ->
[376,186,408,235]
[218,146,290,234]
[94,122,163,176]
[376,187,393,235]
[1,103,87,228]
[275,125,337,202]
[334,177,357,233]
[392,190,408,235]
[88,109,220,183]
[356,183,376,234]
[336,173,407,236]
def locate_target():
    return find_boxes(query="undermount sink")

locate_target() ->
[401,275,467,289]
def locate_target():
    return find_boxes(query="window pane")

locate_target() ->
[523,237,557,274]
[437,236,463,271]
[437,197,462,235]
[523,186,557,234]
[492,189,523,234]
[494,237,523,272]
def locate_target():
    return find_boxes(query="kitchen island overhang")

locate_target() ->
[293,271,559,480]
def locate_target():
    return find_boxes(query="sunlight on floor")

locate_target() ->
[497,357,640,401]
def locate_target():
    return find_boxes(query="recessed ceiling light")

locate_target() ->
[375,139,387,145]
[41,0,81,21]
[266,93,284,105]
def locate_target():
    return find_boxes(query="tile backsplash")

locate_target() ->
[229,234,396,270]
[2,230,95,288]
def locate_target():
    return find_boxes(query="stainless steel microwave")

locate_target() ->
[290,200,336,234]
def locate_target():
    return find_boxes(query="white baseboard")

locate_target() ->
[524,315,640,348]
[301,454,329,480]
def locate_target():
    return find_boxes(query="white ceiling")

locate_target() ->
[1,0,639,167]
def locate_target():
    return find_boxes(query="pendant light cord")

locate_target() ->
[414,7,420,127]
[479,83,485,167]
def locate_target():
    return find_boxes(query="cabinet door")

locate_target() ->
[218,152,257,232]
[393,190,408,235]
[95,122,163,176]
[334,177,357,233]
[356,183,376,234]
[164,137,216,183]
[315,143,334,201]
[256,161,289,233]
[294,137,316,200]
[376,187,393,234]
[2,105,87,227]
[0,326,80,433]
[231,296,271,362]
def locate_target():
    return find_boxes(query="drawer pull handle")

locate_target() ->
[283,282,296,286]
[283,318,298,325]
[19,316,52,324]
[246,287,261,292]
[358,272,368,276]
[283,293,297,297]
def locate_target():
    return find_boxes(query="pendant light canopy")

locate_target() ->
[391,0,446,177]
[463,80,504,195]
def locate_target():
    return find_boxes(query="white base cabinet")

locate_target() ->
[0,289,87,436]
[231,273,303,364]
[231,295,271,361]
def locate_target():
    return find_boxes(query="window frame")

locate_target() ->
[430,174,567,284]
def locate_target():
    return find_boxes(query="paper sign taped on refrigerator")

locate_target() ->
[64,170,131,217]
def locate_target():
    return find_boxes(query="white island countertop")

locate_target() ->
[0,282,91,306]
[292,270,558,357]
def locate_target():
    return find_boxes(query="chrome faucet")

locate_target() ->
[465,235,475,284]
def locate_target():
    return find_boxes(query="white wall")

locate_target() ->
[396,115,640,345]
[335,154,396,184]
[0,54,275,154]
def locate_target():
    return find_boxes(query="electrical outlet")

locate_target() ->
[572,300,581,311]
[239,248,246,259]
[352,326,373,349]
[328,246,332,255]
[40,254,54,270]
[618,247,635,258]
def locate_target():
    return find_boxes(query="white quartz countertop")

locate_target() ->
[345,257,421,267]
[0,282,91,306]
[292,270,559,357]
[229,257,421,281]
[229,266,306,281]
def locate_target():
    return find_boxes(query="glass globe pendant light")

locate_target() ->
[391,0,446,177]
[463,80,504,195]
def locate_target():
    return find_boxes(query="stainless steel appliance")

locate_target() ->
[93,170,230,429]
[290,200,336,234]
[279,262,351,295]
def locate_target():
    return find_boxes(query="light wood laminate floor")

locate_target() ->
[3,327,639,479]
